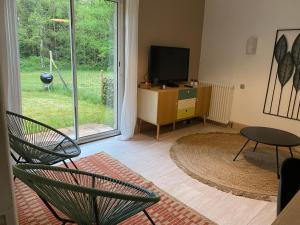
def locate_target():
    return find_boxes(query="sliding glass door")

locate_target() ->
[74,0,119,139]
[17,0,76,137]
[16,0,122,142]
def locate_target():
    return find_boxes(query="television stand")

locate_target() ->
[164,82,179,87]
[138,85,212,140]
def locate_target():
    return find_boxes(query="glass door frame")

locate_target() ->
[69,0,124,144]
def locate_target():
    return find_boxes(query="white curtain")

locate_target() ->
[119,0,139,140]
[0,0,18,224]
[1,0,21,113]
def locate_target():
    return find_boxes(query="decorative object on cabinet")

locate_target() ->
[139,81,152,89]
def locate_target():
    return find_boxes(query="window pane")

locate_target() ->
[17,0,75,137]
[75,0,118,138]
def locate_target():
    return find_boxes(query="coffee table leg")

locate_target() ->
[276,146,280,179]
[289,147,294,158]
[233,139,250,161]
[253,142,258,152]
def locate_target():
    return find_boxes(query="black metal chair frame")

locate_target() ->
[6,111,81,170]
[14,164,160,225]
[7,111,81,222]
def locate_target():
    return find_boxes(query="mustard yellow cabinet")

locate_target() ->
[138,85,211,140]
[195,86,212,124]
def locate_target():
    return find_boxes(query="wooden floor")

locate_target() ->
[78,122,276,225]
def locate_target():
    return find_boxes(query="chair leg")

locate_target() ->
[40,198,74,224]
[63,161,79,184]
[276,146,280,179]
[12,154,22,181]
[69,158,79,170]
[11,152,25,165]
[63,160,70,169]
[10,152,19,163]
[143,210,156,225]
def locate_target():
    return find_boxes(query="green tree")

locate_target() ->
[17,0,115,71]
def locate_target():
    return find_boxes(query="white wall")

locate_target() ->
[199,0,300,135]
[138,0,205,83]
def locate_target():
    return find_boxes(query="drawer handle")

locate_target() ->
[186,110,187,112]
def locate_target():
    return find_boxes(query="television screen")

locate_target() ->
[149,46,190,84]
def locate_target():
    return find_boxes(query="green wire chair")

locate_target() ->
[6,111,81,169]
[13,164,160,225]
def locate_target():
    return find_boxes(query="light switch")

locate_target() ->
[246,36,258,55]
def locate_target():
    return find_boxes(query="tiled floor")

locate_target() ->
[75,122,276,225]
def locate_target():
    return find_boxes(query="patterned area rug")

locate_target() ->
[170,132,300,201]
[15,152,215,225]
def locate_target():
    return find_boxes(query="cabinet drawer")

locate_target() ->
[178,89,197,100]
[178,98,196,109]
[177,107,195,119]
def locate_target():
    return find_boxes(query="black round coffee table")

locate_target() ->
[233,126,300,178]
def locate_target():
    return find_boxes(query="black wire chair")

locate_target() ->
[277,157,300,215]
[13,164,160,225]
[6,111,81,169]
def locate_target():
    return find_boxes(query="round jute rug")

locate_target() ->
[170,132,300,201]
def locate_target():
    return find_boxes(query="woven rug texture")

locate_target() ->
[15,152,215,225]
[170,132,300,201]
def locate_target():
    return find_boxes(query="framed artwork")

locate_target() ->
[263,29,300,121]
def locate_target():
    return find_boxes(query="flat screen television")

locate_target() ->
[149,45,190,86]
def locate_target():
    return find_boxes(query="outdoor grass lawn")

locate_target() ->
[21,69,114,129]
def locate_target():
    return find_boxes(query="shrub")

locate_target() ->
[20,56,71,72]
[101,75,114,108]
[20,56,45,71]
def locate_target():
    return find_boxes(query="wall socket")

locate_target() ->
[0,215,6,225]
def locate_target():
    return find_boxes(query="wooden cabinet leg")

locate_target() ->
[203,114,207,125]
[156,125,160,140]
[138,119,142,133]
[173,122,176,130]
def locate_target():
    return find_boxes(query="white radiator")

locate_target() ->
[199,81,234,124]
